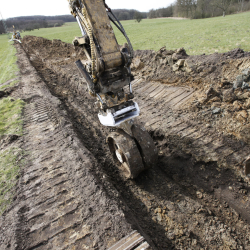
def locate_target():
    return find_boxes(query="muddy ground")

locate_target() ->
[1,35,250,249]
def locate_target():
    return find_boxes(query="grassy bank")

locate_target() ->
[22,11,250,55]
[0,36,25,215]
[0,148,24,214]
[0,97,25,136]
[0,97,25,215]
[0,35,19,85]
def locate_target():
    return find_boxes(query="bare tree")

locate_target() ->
[214,0,232,16]
[238,0,244,12]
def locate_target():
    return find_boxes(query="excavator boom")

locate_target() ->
[67,0,157,179]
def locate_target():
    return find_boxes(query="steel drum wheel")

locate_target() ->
[107,126,158,179]
[131,124,158,170]
[107,131,145,179]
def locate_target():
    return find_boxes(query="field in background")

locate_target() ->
[21,11,250,55]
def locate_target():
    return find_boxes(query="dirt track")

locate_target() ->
[1,36,250,249]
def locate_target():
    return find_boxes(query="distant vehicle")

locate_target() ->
[9,26,22,43]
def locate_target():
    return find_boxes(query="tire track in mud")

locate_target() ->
[1,42,157,250]
[20,36,250,249]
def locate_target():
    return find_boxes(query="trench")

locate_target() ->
[19,37,250,249]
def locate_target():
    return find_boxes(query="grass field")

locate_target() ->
[0,35,19,85]
[0,35,25,215]
[22,11,250,55]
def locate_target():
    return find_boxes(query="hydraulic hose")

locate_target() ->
[81,7,98,83]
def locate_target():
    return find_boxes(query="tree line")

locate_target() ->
[0,15,75,34]
[1,0,250,35]
[148,0,250,19]
[112,9,147,20]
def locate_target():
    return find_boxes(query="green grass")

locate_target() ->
[0,36,25,215]
[22,11,250,55]
[0,34,19,84]
[0,80,19,91]
[0,148,23,215]
[0,97,25,136]
[22,22,82,42]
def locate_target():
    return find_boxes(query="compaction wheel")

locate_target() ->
[107,125,157,179]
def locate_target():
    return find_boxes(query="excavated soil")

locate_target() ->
[1,35,250,249]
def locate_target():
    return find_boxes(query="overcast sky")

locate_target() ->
[0,0,175,19]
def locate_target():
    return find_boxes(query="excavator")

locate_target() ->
[67,0,157,179]
[9,25,22,43]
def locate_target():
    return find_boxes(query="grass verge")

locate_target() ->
[0,35,19,85]
[0,148,24,215]
[0,97,25,136]
[0,36,25,215]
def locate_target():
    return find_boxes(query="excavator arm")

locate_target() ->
[67,0,157,178]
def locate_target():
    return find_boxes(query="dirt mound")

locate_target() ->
[132,46,250,85]
[22,35,86,63]
[132,46,250,144]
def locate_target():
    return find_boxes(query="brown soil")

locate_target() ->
[1,35,250,249]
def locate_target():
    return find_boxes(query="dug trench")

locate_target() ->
[4,35,250,249]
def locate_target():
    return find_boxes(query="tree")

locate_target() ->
[134,11,143,22]
[238,0,244,12]
[214,0,232,16]
[0,20,5,34]
[118,11,130,20]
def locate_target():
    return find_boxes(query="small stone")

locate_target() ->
[176,59,185,67]
[233,80,242,89]
[168,232,175,240]
[210,96,221,104]
[154,208,161,214]
[238,110,248,119]
[176,47,185,53]
[223,89,236,103]
[242,82,249,90]
[244,99,250,109]
[233,75,245,89]
[192,239,197,246]
[131,58,145,71]
[237,91,250,100]
[233,100,242,111]
[229,186,233,190]
[196,191,203,199]
[212,107,221,114]
[167,57,174,66]
[172,64,179,72]
[185,67,193,73]
[157,213,162,222]
[242,68,250,76]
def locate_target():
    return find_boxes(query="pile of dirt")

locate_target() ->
[132,46,250,144]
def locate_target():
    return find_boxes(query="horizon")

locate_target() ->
[0,0,175,19]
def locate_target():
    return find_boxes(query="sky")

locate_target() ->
[0,0,175,19]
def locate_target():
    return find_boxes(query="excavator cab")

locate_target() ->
[68,0,157,178]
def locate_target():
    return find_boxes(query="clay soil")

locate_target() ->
[1,35,250,249]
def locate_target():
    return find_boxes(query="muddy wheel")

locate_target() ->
[131,124,158,169]
[107,131,145,179]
